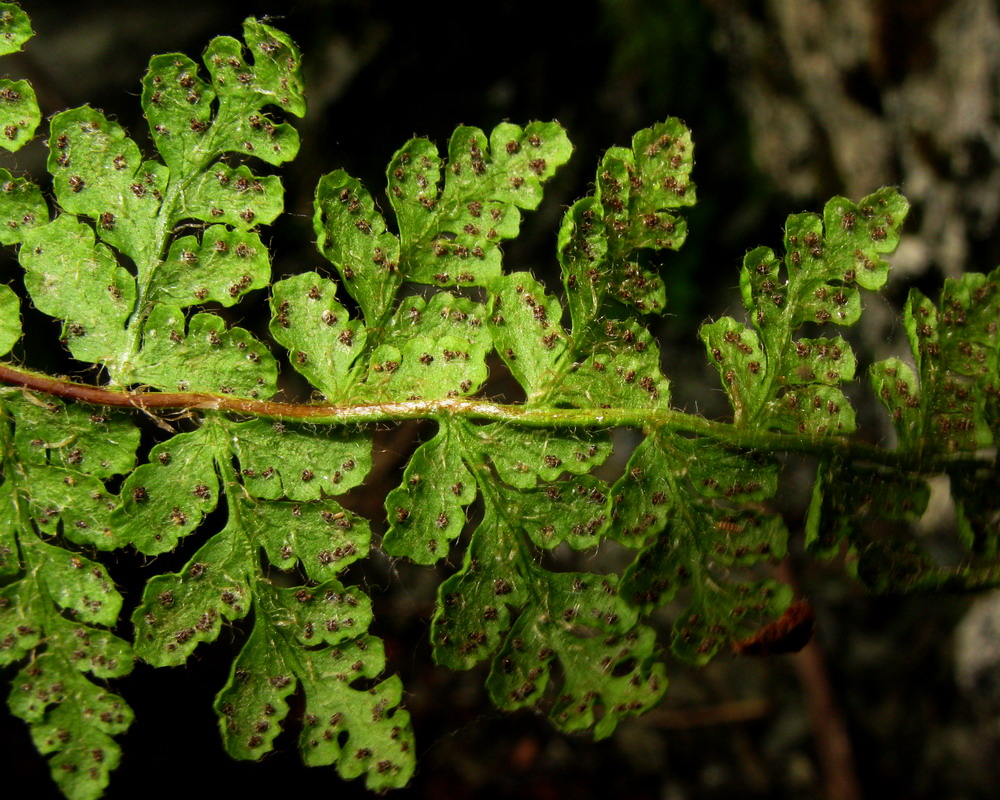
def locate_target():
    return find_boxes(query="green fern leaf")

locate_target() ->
[8,648,131,800]
[46,107,165,265]
[143,18,305,173]
[19,216,134,367]
[7,17,303,392]
[180,162,285,231]
[268,272,368,402]
[2,7,1000,798]
[367,293,491,401]
[215,584,415,790]
[703,188,909,433]
[0,284,18,356]
[314,122,572,330]
[810,267,1000,588]
[486,272,568,400]
[0,3,39,152]
[559,119,694,330]
[0,171,46,243]
[0,3,32,56]
[313,172,402,328]
[874,267,1000,451]
[389,122,571,285]
[244,497,369,581]
[149,225,271,308]
[611,430,789,662]
[113,427,221,555]
[229,418,371,501]
[0,393,136,800]
[126,305,277,396]
[484,571,666,740]
[430,462,666,738]
[504,119,696,408]
[122,413,413,788]
[382,419,477,564]
[6,394,138,549]
[132,529,250,666]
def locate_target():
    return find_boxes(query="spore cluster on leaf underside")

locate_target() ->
[0,6,998,800]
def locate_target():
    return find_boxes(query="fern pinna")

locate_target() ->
[0,7,997,799]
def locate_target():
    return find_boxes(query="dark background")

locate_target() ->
[3,1,1000,798]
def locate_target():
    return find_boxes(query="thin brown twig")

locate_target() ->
[776,560,863,800]
[643,698,773,729]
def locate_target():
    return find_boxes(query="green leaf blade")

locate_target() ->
[214,606,299,761]
[143,19,304,174]
[391,122,572,288]
[485,571,666,739]
[180,163,284,230]
[297,644,415,789]
[127,305,276,397]
[47,107,167,265]
[268,272,367,401]
[629,120,697,212]
[248,498,370,582]
[10,654,132,800]
[474,423,611,488]
[141,53,216,174]
[0,4,33,55]
[202,20,305,159]
[8,392,140,478]
[386,138,443,246]
[552,317,670,409]
[0,170,47,244]
[0,6,39,152]
[0,78,39,151]
[700,317,767,423]
[314,170,402,327]
[878,270,1000,452]
[150,225,270,308]
[230,419,371,502]
[20,215,135,367]
[132,532,250,666]
[560,119,694,326]
[383,421,477,565]
[113,429,220,555]
[487,272,569,401]
[711,189,909,433]
[431,505,530,672]
[0,283,19,355]
[216,583,415,790]
[870,357,922,447]
[362,293,490,402]
[558,197,608,329]
[0,581,40,662]
[821,189,909,291]
[32,543,122,626]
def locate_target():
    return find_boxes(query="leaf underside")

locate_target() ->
[0,7,998,800]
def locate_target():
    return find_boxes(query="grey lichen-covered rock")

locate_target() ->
[707,0,1000,283]
[955,590,1000,712]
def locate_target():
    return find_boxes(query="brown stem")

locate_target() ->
[0,361,991,477]
[0,362,512,423]
[0,362,222,410]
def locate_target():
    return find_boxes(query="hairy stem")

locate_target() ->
[0,361,991,474]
